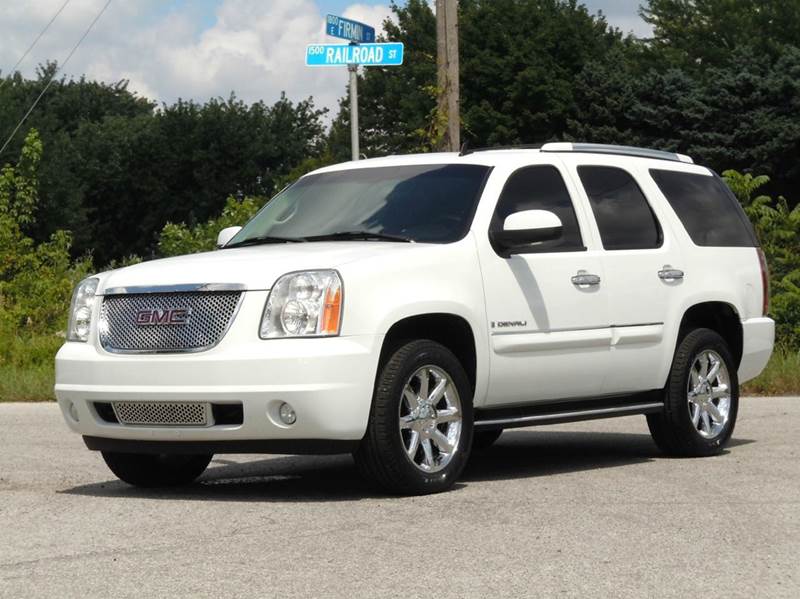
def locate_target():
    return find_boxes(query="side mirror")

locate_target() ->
[491,209,563,255]
[216,226,242,248]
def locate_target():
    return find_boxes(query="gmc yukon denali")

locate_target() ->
[56,143,775,495]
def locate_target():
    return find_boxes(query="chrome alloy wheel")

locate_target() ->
[687,349,731,439]
[399,365,462,473]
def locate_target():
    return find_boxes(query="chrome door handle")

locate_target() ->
[658,266,684,281]
[571,272,601,286]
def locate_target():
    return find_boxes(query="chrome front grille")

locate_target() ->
[111,401,211,426]
[99,291,242,353]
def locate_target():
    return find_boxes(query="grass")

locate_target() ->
[0,346,797,402]
[0,333,60,402]
[0,363,55,401]
[741,347,800,396]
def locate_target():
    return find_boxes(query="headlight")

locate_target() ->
[260,270,342,338]
[67,277,99,342]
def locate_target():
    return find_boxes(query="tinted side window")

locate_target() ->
[491,165,584,253]
[650,169,757,247]
[578,166,662,250]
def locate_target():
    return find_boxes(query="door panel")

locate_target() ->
[565,159,685,394]
[479,164,611,407]
[483,253,610,405]
[601,249,683,393]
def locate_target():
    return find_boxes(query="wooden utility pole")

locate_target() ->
[436,0,460,151]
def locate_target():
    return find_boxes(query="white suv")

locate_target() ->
[56,143,775,495]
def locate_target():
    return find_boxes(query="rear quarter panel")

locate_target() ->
[638,162,764,386]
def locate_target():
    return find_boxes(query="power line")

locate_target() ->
[0,0,73,90]
[0,0,113,158]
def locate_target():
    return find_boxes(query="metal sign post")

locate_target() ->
[348,63,359,161]
[308,15,404,161]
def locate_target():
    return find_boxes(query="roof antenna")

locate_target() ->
[459,141,470,156]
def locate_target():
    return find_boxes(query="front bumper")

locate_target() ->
[55,332,383,447]
[738,316,775,383]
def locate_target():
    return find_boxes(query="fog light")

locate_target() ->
[278,402,296,425]
[67,401,80,423]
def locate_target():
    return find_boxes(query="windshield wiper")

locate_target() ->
[304,231,413,243]
[224,235,306,249]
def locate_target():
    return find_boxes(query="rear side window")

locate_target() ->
[578,166,662,250]
[491,165,584,253]
[650,169,757,247]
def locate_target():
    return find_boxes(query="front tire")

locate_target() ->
[102,452,213,487]
[354,340,473,495]
[647,328,738,457]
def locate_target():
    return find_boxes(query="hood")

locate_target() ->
[98,242,423,293]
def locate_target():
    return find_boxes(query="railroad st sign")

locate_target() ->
[311,14,404,161]
[305,43,404,67]
[326,14,375,43]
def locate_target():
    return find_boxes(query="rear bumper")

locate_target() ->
[738,317,775,383]
[55,334,383,446]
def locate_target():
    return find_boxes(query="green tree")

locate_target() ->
[59,93,325,265]
[459,0,625,146]
[330,0,628,157]
[1,65,328,265]
[568,44,800,200]
[0,129,91,363]
[641,0,800,68]
[0,62,155,250]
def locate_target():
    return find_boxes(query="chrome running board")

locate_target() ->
[474,393,664,430]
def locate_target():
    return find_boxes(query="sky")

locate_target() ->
[0,0,652,120]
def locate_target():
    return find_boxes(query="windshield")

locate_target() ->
[228,164,490,245]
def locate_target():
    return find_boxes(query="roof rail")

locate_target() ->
[459,143,543,156]
[541,142,694,164]
[458,141,693,163]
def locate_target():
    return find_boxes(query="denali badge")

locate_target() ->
[491,320,528,329]
[135,308,191,326]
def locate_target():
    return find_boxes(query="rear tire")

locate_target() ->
[354,339,473,495]
[647,328,738,457]
[102,452,212,487]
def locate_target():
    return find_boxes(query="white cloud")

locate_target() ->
[0,0,393,119]
[0,0,651,123]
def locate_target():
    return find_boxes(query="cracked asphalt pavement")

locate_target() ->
[1,398,798,598]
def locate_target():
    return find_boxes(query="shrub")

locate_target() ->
[157,195,263,257]
[0,129,92,386]
[723,170,800,350]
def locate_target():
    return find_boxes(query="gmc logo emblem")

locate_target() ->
[135,308,191,326]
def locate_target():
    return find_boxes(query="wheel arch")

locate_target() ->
[676,301,743,369]
[378,313,479,395]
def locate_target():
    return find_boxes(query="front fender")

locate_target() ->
[338,239,490,404]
